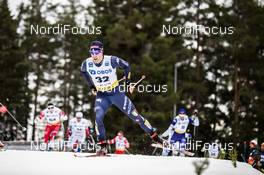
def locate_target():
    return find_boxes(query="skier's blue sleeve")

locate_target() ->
[111,56,131,85]
[80,60,96,90]
[171,118,177,126]
[188,117,194,124]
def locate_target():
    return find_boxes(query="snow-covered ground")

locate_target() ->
[0,150,262,175]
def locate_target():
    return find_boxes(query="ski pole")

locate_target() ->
[243,141,247,162]
[192,109,198,156]
[241,154,246,162]
[0,103,26,131]
[125,148,131,154]
[108,145,112,153]
[118,76,126,83]
[152,147,158,155]
[192,109,198,138]
[131,75,146,88]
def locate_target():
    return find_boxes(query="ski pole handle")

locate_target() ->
[193,109,198,116]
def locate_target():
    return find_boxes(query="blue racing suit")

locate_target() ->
[81,55,154,141]
[161,114,199,156]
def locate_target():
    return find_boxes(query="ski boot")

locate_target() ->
[0,141,5,151]
[96,140,108,156]
[150,130,164,145]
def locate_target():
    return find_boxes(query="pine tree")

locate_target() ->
[222,0,264,149]
[55,0,92,121]
[0,0,30,139]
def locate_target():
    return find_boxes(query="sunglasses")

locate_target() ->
[48,106,54,110]
[89,48,102,55]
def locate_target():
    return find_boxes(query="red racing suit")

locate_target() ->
[39,107,67,143]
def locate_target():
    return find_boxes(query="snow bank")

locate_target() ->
[0,150,262,175]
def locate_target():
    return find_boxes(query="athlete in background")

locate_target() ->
[38,103,67,144]
[258,142,264,172]
[108,131,129,154]
[247,140,260,169]
[161,108,199,156]
[67,112,92,152]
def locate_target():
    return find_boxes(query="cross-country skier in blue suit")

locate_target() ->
[161,108,199,156]
[81,41,162,155]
